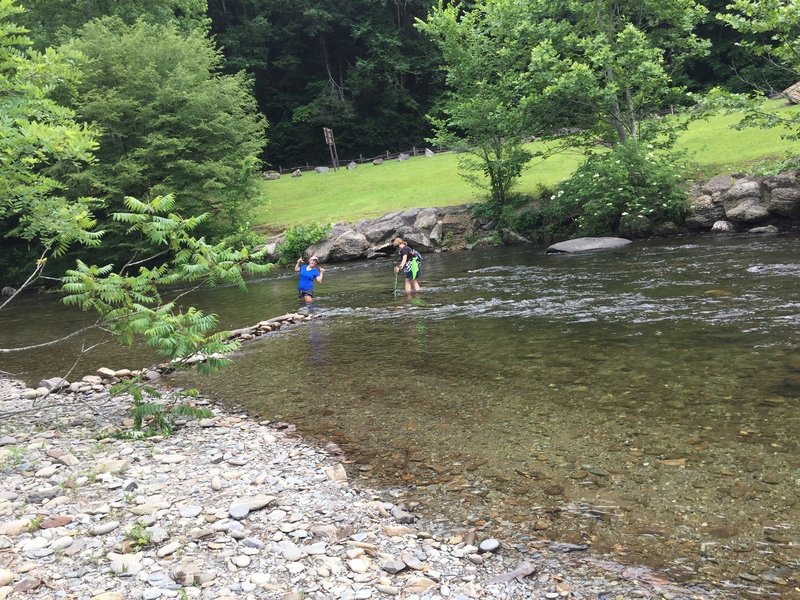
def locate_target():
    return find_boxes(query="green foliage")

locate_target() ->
[275,222,332,266]
[125,522,152,550]
[515,0,709,147]
[541,142,690,238]
[61,194,271,345]
[0,446,27,472]
[18,0,209,48]
[60,17,267,246]
[206,0,441,166]
[718,0,800,71]
[495,188,554,234]
[418,3,534,217]
[114,382,212,436]
[0,0,100,285]
[26,514,43,532]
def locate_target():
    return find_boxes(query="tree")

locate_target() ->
[698,0,800,142]
[420,0,709,221]
[0,0,99,290]
[17,0,209,48]
[206,0,443,166]
[59,17,268,253]
[0,1,272,434]
[418,2,534,214]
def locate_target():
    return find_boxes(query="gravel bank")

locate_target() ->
[0,375,726,599]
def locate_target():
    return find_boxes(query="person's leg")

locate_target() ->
[412,279,421,292]
[304,293,314,304]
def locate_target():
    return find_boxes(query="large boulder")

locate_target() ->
[697,174,736,196]
[404,232,434,252]
[725,197,770,223]
[306,224,353,262]
[326,230,371,262]
[357,215,409,244]
[413,208,439,231]
[765,187,800,218]
[545,237,632,254]
[685,195,725,230]
[440,213,473,236]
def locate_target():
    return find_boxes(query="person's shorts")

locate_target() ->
[299,290,314,299]
[404,267,421,280]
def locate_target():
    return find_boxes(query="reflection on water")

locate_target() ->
[3,234,799,597]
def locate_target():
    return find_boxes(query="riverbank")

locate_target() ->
[0,375,725,599]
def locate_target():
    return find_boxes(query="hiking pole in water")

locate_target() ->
[393,270,399,296]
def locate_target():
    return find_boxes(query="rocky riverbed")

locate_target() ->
[0,374,729,600]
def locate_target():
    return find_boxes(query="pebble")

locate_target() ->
[0,376,726,600]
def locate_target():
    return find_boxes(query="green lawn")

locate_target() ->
[254,103,800,231]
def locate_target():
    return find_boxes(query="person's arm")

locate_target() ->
[294,257,303,272]
[315,268,325,283]
[395,255,407,273]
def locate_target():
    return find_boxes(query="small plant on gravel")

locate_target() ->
[123,491,136,505]
[126,523,152,550]
[0,447,27,472]
[26,515,44,532]
[109,384,213,437]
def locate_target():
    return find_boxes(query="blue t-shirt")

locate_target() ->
[298,265,320,291]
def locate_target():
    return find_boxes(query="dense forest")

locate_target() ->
[14,0,796,167]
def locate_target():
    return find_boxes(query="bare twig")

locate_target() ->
[0,321,104,354]
[0,249,49,312]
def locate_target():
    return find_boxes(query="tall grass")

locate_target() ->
[253,102,800,231]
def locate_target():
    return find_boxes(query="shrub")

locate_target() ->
[495,188,553,234]
[540,141,690,238]
[275,222,331,265]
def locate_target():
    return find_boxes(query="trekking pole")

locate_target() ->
[393,270,398,296]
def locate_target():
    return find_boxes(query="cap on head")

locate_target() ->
[309,256,319,263]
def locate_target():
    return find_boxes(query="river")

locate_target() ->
[2,233,799,597]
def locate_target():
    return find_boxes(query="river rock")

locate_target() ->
[546,237,632,254]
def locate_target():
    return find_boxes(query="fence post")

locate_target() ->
[306,162,310,171]
[413,147,416,156]
[385,150,389,159]
[359,154,363,163]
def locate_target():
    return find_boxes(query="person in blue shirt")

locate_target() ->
[294,255,325,305]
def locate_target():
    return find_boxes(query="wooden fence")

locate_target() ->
[271,146,448,175]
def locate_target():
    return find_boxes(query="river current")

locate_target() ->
[2,233,799,597]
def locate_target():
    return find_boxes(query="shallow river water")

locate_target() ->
[3,233,799,597]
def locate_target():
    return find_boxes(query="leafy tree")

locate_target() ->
[0,0,99,290]
[697,0,800,145]
[206,0,442,166]
[59,17,268,253]
[417,2,534,215]
[421,0,709,221]
[17,0,209,48]
[682,0,794,94]
[0,2,272,435]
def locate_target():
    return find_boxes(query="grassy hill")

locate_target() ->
[253,103,800,232]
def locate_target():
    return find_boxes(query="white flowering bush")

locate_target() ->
[541,141,690,237]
